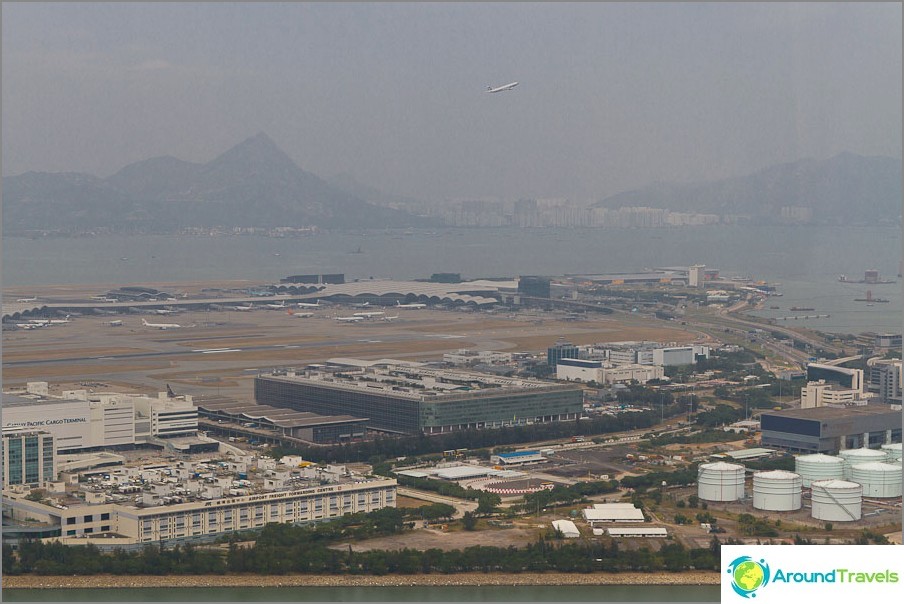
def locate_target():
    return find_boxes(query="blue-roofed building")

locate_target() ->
[490,450,545,465]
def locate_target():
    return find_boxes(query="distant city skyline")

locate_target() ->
[3,2,901,203]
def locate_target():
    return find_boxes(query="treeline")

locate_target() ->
[3,541,227,576]
[4,510,725,576]
[225,539,721,575]
[521,480,620,510]
[271,411,668,464]
[619,466,698,491]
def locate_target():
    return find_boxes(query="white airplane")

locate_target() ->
[232,304,254,312]
[354,311,385,319]
[287,309,313,318]
[16,296,38,303]
[264,301,287,310]
[15,322,43,330]
[396,301,427,309]
[109,320,123,327]
[153,308,179,315]
[335,316,365,323]
[142,318,182,330]
[24,315,70,326]
[350,301,371,309]
[487,81,518,93]
[382,315,400,322]
[296,299,322,308]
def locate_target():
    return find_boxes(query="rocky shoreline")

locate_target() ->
[3,571,720,589]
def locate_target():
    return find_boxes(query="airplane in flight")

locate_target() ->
[487,81,518,93]
[16,296,38,303]
[354,311,385,319]
[396,301,427,309]
[142,318,182,330]
[335,315,365,323]
[296,299,322,308]
[231,304,254,312]
[287,309,314,318]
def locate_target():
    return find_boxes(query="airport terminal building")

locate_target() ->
[254,361,584,435]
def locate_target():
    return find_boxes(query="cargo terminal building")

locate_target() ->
[254,362,584,435]
[760,404,902,453]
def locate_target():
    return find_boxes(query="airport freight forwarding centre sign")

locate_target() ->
[722,545,902,601]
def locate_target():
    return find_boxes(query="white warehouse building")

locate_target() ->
[2,382,199,453]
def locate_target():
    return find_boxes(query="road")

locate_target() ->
[396,487,478,518]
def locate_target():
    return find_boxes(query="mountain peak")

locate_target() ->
[210,132,299,173]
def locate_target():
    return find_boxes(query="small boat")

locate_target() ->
[349,246,364,254]
[789,307,814,311]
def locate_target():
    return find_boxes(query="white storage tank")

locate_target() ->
[839,448,887,479]
[850,462,902,498]
[811,479,862,522]
[752,470,802,511]
[795,453,844,487]
[697,462,746,502]
[880,443,902,462]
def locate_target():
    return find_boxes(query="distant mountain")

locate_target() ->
[594,152,902,225]
[327,172,426,210]
[3,133,439,234]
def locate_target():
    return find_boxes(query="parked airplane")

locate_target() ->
[350,301,371,309]
[15,322,43,330]
[296,299,322,308]
[287,309,313,318]
[354,311,385,319]
[109,320,123,327]
[16,296,38,303]
[335,316,365,323]
[396,301,427,309]
[153,308,179,315]
[264,301,287,310]
[487,81,518,93]
[142,318,182,330]
[382,315,400,322]
[231,304,254,312]
[25,315,71,326]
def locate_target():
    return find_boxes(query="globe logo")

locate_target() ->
[727,556,771,598]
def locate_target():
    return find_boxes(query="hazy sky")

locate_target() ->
[2,2,901,202]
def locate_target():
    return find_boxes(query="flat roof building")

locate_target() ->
[582,503,645,525]
[196,397,367,444]
[254,362,583,435]
[760,404,901,453]
[3,477,396,546]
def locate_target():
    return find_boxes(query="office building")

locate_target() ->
[2,430,56,488]
[868,360,902,405]
[255,362,583,435]
[547,342,580,367]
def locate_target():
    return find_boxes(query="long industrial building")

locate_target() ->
[760,404,902,453]
[3,477,396,545]
[254,361,584,435]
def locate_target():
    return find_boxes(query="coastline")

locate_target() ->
[2,571,721,589]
